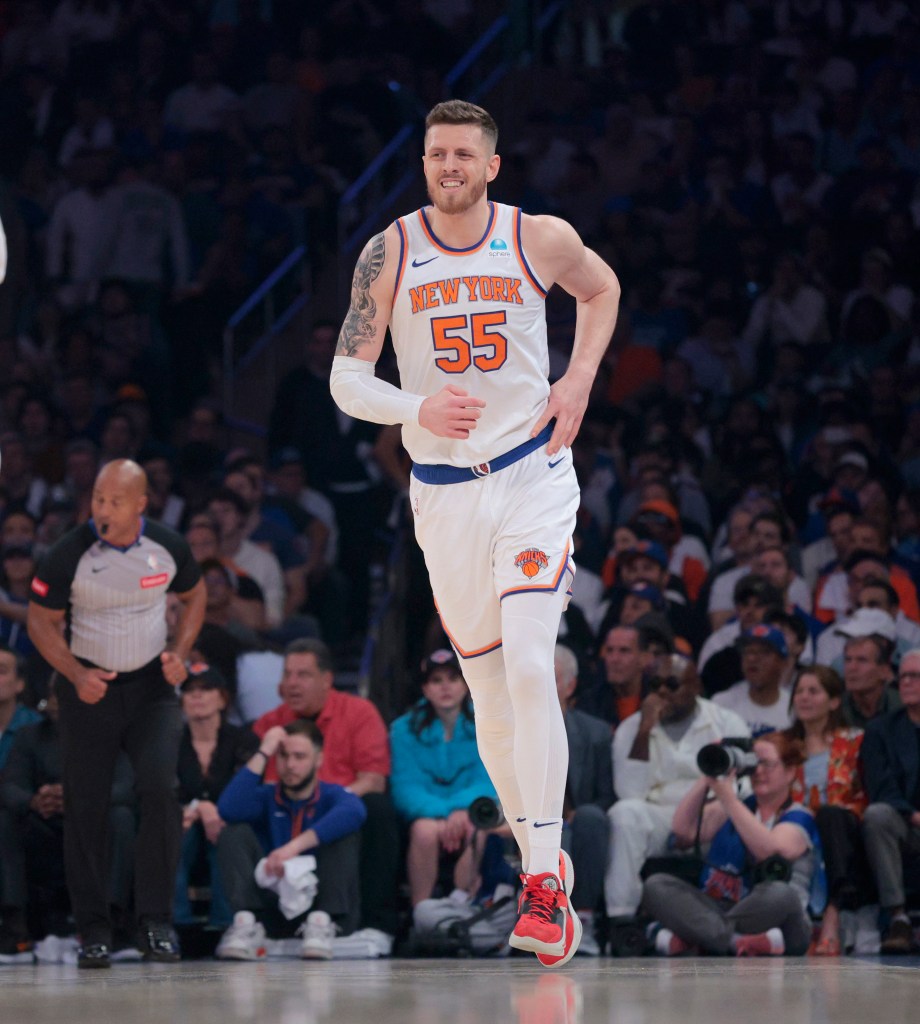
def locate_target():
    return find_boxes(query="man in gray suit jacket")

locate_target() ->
[861,648,920,954]
[554,645,615,956]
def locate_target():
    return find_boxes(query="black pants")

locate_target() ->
[816,805,876,908]
[57,669,182,942]
[359,792,402,935]
[216,823,362,935]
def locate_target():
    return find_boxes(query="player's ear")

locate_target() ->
[487,154,500,182]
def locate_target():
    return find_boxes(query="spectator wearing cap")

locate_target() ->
[712,626,794,736]
[604,653,749,923]
[389,650,495,907]
[553,644,615,956]
[630,499,709,604]
[816,547,920,626]
[597,540,692,646]
[698,575,784,698]
[620,582,668,628]
[0,543,38,657]
[860,649,920,955]
[251,638,400,941]
[816,601,911,676]
[840,626,900,729]
[173,663,258,930]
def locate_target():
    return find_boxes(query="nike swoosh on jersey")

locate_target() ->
[411,256,438,267]
[548,457,565,468]
[532,820,557,828]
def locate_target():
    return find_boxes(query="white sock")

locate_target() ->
[526,817,564,876]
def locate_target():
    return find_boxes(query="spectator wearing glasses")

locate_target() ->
[860,649,920,954]
[643,731,822,957]
[389,650,495,907]
[603,654,748,923]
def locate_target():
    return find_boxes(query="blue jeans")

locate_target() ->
[174,822,232,928]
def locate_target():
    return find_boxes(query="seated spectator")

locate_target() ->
[815,603,908,675]
[0,643,40,772]
[698,574,784,697]
[763,608,812,688]
[784,666,871,956]
[840,630,900,728]
[252,639,399,941]
[215,720,366,960]
[643,731,822,957]
[0,685,136,961]
[861,649,920,954]
[575,624,650,728]
[604,653,749,925]
[200,557,265,644]
[554,644,615,956]
[629,499,710,604]
[713,626,794,736]
[174,663,258,930]
[817,546,920,626]
[0,542,37,655]
[389,649,495,908]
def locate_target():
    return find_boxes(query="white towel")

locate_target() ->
[254,855,318,919]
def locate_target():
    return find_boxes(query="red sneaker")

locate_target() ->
[535,850,582,968]
[509,870,567,958]
[734,928,785,957]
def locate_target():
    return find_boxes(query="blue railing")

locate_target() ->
[221,244,309,434]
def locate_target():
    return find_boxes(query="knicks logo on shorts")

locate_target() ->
[514,548,549,579]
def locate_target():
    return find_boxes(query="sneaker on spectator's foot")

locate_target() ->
[299,910,335,960]
[880,918,915,955]
[734,927,785,957]
[654,927,697,956]
[215,911,267,961]
[77,942,111,969]
[533,851,582,968]
[138,918,181,962]
[0,915,33,964]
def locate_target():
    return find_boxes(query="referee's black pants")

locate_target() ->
[57,665,182,943]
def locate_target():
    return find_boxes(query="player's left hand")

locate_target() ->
[161,651,188,687]
[530,369,594,455]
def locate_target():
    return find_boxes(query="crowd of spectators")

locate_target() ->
[1,0,920,962]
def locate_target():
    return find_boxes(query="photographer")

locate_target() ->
[642,732,822,956]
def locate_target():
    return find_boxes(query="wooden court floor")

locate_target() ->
[0,956,918,1024]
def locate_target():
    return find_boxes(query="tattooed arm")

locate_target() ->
[335,227,397,362]
[330,224,486,438]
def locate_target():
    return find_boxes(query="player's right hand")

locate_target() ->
[418,385,486,439]
[74,666,116,704]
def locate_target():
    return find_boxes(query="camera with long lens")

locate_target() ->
[696,737,758,778]
[468,795,503,830]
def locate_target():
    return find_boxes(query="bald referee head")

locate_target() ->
[92,459,148,546]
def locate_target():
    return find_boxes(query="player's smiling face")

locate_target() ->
[423,123,499,216]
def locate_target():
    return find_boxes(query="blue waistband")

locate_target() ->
[411,424,554,485]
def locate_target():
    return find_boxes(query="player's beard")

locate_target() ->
[427,169,488,215]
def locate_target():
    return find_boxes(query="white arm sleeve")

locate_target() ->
[329,355,424,426]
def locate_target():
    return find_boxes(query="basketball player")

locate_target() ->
[330,100,620,966]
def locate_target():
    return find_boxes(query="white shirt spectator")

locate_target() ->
[232,539,285,629]
[709,564,813,615]
[164,81,239,134]
[742,284,829,348]
[613,698,750,807]
[712,682,793,736]
[46,186,108,289]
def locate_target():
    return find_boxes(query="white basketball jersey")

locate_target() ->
[390,202,550,466]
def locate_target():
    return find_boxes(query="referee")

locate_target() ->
[27,459,205,968]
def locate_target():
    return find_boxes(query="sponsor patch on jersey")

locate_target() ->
[31,577,49,597]
[488,237,511,258]
[514,548,549,579]
[140,573,169,589]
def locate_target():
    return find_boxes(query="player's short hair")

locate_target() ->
[425,100,498,153]
[283,717,324,749]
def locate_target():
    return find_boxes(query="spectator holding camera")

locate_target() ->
[784,665,871,955]
[643,731,822,957]
[604,653,749,924]
[860,648,920,954]
[389,650,495,907]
